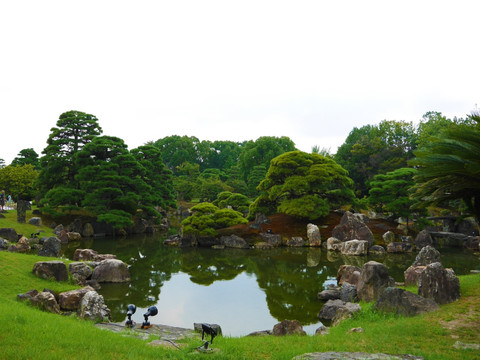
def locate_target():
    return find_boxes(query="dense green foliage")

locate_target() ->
[368,167,426,227]
[0,164,39,201]
[181,202,248,236]
[250,151,355,220]
[410,112,480,221]
[11,148,40,168]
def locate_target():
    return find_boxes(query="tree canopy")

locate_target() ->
[11,148,40,169]
[249,151,355,220]
[410,112,480,221]
[0,164,38,201]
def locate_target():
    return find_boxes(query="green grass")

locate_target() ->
[0,250,479,359]
[0,208,55,238]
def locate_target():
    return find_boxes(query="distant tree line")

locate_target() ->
[1,109,479,233]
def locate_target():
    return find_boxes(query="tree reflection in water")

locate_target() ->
[62,234,479,329]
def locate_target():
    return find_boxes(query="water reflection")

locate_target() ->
[62,234,480,336]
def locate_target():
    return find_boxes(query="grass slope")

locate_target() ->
[0,250,479,360]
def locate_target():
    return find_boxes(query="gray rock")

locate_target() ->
[28,217,42,226]
[33,291,60,314]
[220,235,249,249]
[465,236,480,251]
[82,223,95,237]
[17,289,39,302]
[318,299,361,323]
[341,240,369,256]
[0,228,18,241]
[69,262,93,285]
[404,266,426,286]
[0,237,9,249]
[453,341,480,350]
[53,224,64,236]
[7,244,18,252]
[32,261,68,282]
[387,242,413,253]
[375,287,439,316]
[382,231,395,244]
[337,265,361,286]
[415,230,433,249]
[318,289,341,301]
[332,211,374,246]
[286,237,305,247]
[413,245,441,266]
[326,237,344,251]
[340,283,358,302]
[272,320,306,336]
[67,232,82,241]
[357,261,394,302]
[78,290,111,322]
[59,286,95,311]
[247,330,272,336]
[38,237,61,257]
[260,233,282,247]
[16,236,31,253]
[91,259,130,283]
[292,352,424,360]
[369,245,386,255]
[307,223,321,246]
[418,262,460,304]
[315,326,330,335]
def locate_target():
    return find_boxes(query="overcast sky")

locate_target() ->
[1,1,479,165]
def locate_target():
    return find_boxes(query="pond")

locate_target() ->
[63,234,480,337]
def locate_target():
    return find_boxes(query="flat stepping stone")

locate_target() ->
[95,322,197,342]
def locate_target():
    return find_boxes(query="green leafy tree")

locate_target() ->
[182,202,248,237]
[11,148,40,169]
[199,140,244,171]
[0,159,5,168]
[197,178,232,202]
[246,164,267,197]
[130,145,176,210]
[0,164,38,201]
[335,120,417,197]
[173,162,200,201]
[214,191,251,214]
[249,151,355,220]
[38,110,102,195]
[410,112,480,221]
[75,136,152,227]
[368,167,424,228]
[238,136,296,182]
[153,135,201,173]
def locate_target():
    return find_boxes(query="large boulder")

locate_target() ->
[67,232,82,241]
[382,231,395,244]
[386,242,413,253]
[415,230,433,249]
[318,288,341,301]
[82,223,95,237]
[286,237,306,247]
[375,287,439,316]
[91,259,130,283]
[357,261,394,302]
[220,235,250,249]
[369,245,386,255]
[57,230,69,244]
[337,265,361,286]
[37,237,61,257]
[73,248,99,261]
[413,245,441,266]
[28,217,42,226]
[307,223,321,246]
[59,286,95,311]
[418,262,460,304]
[318,299,361,323]
[33,291,60,314]
[164,234,197,247]
[32,261,68,282]
[326,237,344,252]
[0,228,18,241]
[341,240,368,256]
[465,236,480,251]
[69,262,93,285]
[53,224,64,236]
[0,237,9,249]
[332,211,374,246]
[340,283,358,303]
[78,290,111,322]
[16,236,31,253]
[404,266,426,286]
[272,320,306,336]
[260,233,282,247]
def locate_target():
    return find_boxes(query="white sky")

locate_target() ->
[1,1,479,165]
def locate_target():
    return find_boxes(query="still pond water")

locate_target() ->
[63,234,480,337]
